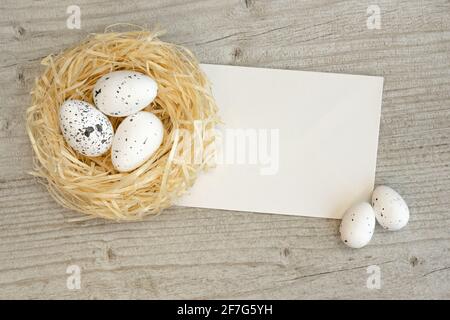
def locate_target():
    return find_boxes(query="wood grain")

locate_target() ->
[0,0,449,299]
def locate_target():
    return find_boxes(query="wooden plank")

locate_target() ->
[0,0,449,299]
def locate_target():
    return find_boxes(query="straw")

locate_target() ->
[26,30,219,221]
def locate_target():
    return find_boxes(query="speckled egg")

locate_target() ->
[93,70,158,117]
[339,202,376,249]
[112,111,164,172]
[372,185,409,231]
[59,99,114,157]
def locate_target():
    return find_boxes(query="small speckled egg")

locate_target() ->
[112,111,164,172]
[59,99,114,157]
[372,185,409,231]
[339,202,376,249]
[93,70,158,117]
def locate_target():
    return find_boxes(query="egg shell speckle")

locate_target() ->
[112,111,164,172]
[93,70,158,117]
[59,99,114,157]
[339,202,376,249]
[372,185,409,231]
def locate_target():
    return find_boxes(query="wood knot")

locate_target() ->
[16,67,25,87]
[244,0,254,9]
[409,256,419,267]
[13,24,26,39]
[232,47,242,60]
[106,247,116,261]
[0,119,10,131]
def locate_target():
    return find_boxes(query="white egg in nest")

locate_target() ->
[59,99,114,157]
[93,70,158,117]
[111,111,164,172]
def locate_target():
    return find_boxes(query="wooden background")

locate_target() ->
[0,0,449,299]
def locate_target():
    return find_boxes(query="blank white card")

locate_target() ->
[177,64,384,219]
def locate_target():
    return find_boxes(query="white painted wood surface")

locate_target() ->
[0,0,449,299]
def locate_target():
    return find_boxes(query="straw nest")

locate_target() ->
[26,30,219,221]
